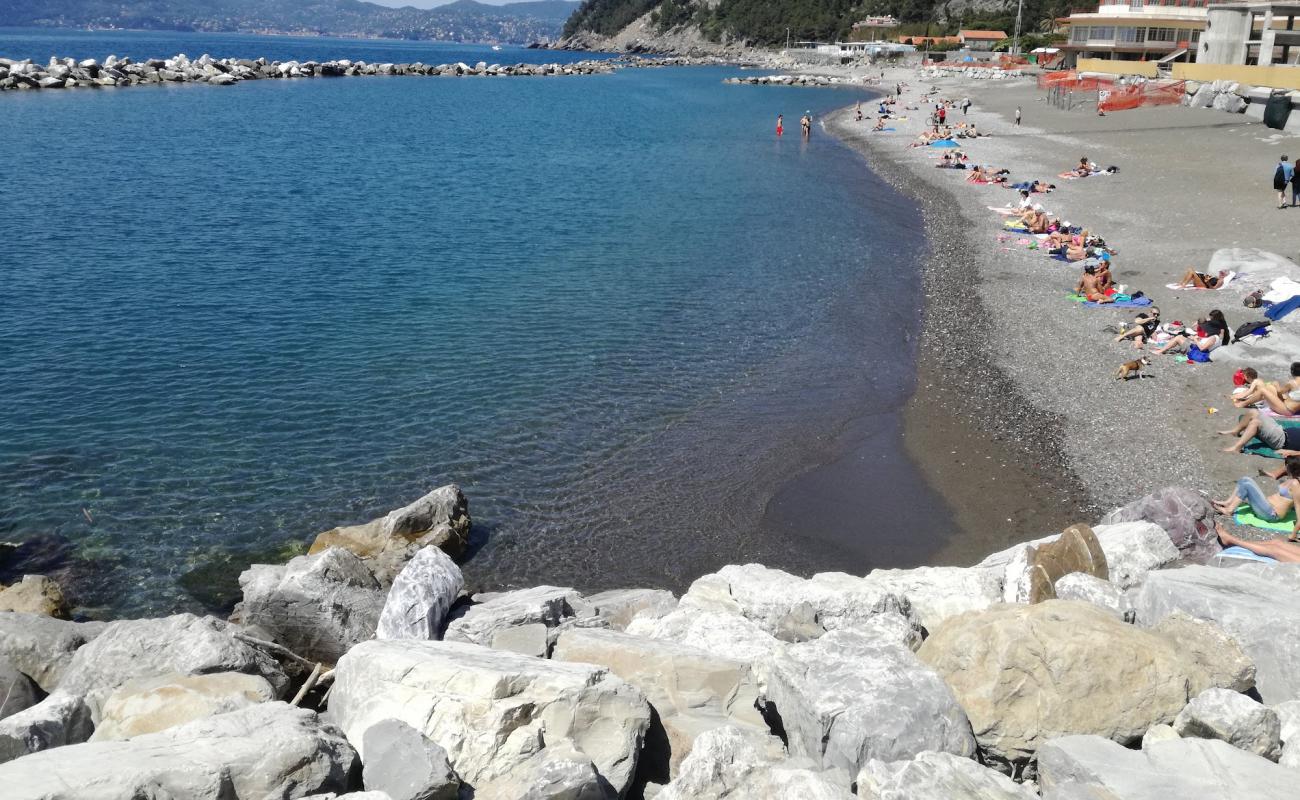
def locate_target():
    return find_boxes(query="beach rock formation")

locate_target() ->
[578,587,677,630]
[328,639,650,795]
[0,658,40,721]
[0,576,69,618]
[854,751,1037,800]
[551,626,765,777]
[1051,572,1129,616]
[443,585,583,657]
[1100,487,1221,561]
[235,548,385,665]
[0,703,357,800]
[0,613,106,692]
[766,629,976,775]
[1150,613,1256,695]
[310,484,471,582]
[374,546,463,641]
[917,600,1237,769]
[1037,735,1297,799]
[90,672,277,742]
[655,725,853,800]
[1173,688,1283,760]
[1132,564,1300,702]
[360,718,459,800]
[625,603,781,686]
[0,693,92,763]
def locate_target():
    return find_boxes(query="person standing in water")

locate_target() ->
[776,114,784,137]
[801,113,811,137]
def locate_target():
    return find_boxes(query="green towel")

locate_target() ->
[1234,503,1297,533]
[1241,415,1300,458]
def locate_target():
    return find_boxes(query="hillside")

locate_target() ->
[0,0,582,44]
[560,0,1070,52]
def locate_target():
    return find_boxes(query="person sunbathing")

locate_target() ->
[1211,455,1300,523]
[1074,157,1092,177]
[1153,310,1230,356]
[1233,362,1300,416]
[873,118,887,132]
[1217,522,1300,558]
[1076,264,1113,303]
[1114,307,1160,348]
[1219,406,1300,453]
[1173,268,1229,289]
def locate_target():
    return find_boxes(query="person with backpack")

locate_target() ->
[1276,155,1294,209]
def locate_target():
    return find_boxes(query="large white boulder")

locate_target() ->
[1038,734,1297,799]
[375,546,463,641]
[0,613,107,692]
[90,671,276,742]
[625,604,781,688]
[1132,565,1300,702]
[767,629,975,776]
[579,588,677,630]
[309,484,471,579]
[917,600,1234,769]
[236,548,385,664]
[443,585,581,655]
[1173,688,1282,760]
[328,639,650,795]
[854,751,1037,800]
[0,656,40,720]
[360,718,459,800]
[1052,573,1128,616]
[850,566,1003,633]
[656,726,853,800]
[0,703,356,800]
[0,692,92,763]
[552,626,765,777]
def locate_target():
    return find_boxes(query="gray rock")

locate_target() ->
[855,751,1037,799]
[1173,688,1282,760]
[236,548,385,664]
[472,742,611,799]
[1190,84,1217,108]
[361,718,458,800]
[0,693,92,764]
[1150,613,1255,695]
[37,76,65,89]
[579,588,677,630]
[443,585,580,653]
[656,725,852,800]
[90,671,276,742]
[1142,724,1180,748]
[329,639,650,795]
[1132,565,1300,702]
[0,702,356,800]
[0,656,40,720]
[208,73,236,85]
[58,613,289,710]
[375,546,462,641]
[625,604,781,688]
[766,629,975,776]
[1038,734,1297,799]
[1274,698,1300,744]
[1052,573,1128,616]
[1214,92,1248,113]
[0,613,106,692]
[1100,488,1220,561]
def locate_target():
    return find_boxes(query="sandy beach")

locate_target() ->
[821,64,1300,557]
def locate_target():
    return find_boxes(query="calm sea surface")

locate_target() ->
[0,29,951,616]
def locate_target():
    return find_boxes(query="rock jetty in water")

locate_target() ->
[0,53,626,92]
[1,483,1299,797]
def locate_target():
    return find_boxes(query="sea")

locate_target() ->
[0,28,953,617]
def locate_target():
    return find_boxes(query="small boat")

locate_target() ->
[491,45,502,51]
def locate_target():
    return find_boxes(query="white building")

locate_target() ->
[1199,1,1300,65]
[1062,0,1209,63]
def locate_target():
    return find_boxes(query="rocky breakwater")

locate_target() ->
[724,73,871,88]
[1,484,1300,797]
[0,53,618,93]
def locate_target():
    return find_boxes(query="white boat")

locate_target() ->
[491,45,502,51]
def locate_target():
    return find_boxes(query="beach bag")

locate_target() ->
[1233,319,1271,342]
[1187,344,1212,363]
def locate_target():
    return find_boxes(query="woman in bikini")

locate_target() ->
[1233,362,1300,416]
[1173,268,1229,289]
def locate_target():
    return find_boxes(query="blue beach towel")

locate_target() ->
[929,139,959,148]
[1218,545,1277,563]
[1083,297,1153,308]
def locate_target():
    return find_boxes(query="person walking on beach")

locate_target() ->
[962,97,971,116]
[776,114,784,137]
[1276,155,1294,209]
[1292,158,1300,207]
[1015,106,1022,126]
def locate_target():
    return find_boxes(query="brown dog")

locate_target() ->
[1114,357,1151,380]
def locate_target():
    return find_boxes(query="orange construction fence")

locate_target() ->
[1097,80,1186,112]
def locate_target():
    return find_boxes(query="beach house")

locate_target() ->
[1061,0,1209,64]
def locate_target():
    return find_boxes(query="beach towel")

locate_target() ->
[1217,545,1278,563]
[1234,503,1296,532]
[1074,294,1153,308]
[1241,416,1300,457]
[1164,271,1237,291]
[987,206,1019,215]
[929,139,959,148]
[1003,220,1030,232]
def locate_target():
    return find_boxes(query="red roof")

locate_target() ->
[959,30,1009,40]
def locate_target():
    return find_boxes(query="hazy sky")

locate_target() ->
[368,0,523,7]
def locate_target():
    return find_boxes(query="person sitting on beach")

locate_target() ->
[1219,407,1300,454]
[1153,310,1230,356]
[1216,522,1300,559]
[1009,179,1055,194]
[1232,362,1300,416]
[1173,268,1230,289]
[1076,263,1113,304]
[873,118,887,132]
[1074,157,1092,177]
[1211,455,1300,525]
[1114,307,1160,348]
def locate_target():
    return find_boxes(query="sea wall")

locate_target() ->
[0,52,726,93]
[1,482,1298,798]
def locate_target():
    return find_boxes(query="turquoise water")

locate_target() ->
[0,30,949,616]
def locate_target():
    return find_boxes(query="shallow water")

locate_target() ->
[0,30,950,616]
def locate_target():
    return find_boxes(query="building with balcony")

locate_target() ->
[1199,2,1300,65]
[1062,0,1208,63]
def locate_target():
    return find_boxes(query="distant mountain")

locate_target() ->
[0,0,584,44]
